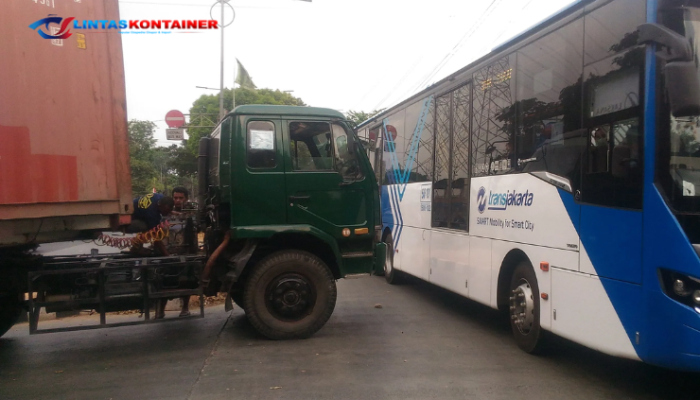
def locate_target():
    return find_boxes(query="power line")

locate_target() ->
[407,0,503,98]
[369,0,502,111]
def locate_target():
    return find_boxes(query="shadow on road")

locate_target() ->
[394,275,700,400]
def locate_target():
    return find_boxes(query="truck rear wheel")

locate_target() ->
[0,294,23,338]
[243,250,337,340]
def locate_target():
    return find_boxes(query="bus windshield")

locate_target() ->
[666,8,700,206]
[669,115,700,197]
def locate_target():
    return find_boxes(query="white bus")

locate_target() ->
[357,0,700,371]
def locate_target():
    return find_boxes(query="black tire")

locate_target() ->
[509,261,545,353]
[0,294,23,338]
[231,291,244,309]
[383,233,402,284]
[243,250,337,340]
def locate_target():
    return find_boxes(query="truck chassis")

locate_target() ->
[25,254,205,334]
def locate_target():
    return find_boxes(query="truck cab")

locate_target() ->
[199,105,384,339]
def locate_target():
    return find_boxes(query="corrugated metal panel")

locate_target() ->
[0,0,132,241]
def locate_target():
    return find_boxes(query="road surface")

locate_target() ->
[0,275,698,400]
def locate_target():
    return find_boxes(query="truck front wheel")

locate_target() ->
[243,250,337,340]
[0,294,23,338]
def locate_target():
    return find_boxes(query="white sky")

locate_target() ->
[118,0,577,146]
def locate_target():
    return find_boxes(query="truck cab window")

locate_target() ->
[290,121,334,171]
[247,121,276,169]
[332,123,363,180]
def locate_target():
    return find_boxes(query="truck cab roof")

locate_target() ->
[228,105,345,119]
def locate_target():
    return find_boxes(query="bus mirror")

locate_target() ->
[638,23,700,117]
[638,23,692,61]
[665,61,700,117]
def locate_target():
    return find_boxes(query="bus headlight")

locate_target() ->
[660,269,700,311]
[674,279,692,297]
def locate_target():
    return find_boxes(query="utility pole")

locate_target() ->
[210,0,235,121]
[218,0,225,121]
[208,0,308,119]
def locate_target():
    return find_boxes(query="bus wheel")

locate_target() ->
[383,233,402,284]
[509,262,545,353]
[243,250,337,340]
[0,293,22,338]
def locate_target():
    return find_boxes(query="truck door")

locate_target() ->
[233,117,287,226]
[283,120,368,231]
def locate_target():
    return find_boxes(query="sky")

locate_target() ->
[118,0,578,146]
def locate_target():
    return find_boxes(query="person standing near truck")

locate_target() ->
[128,193,175,319]
[127,193,175,239]
[169,187,193,317]
[171,187,189,214]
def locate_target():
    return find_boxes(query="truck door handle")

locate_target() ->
[289,195,310,201]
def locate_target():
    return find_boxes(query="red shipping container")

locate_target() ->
[0,0,132,245]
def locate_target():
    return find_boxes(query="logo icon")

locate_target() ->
[477,186,487,214]
[29,15,75,39]
[138,194,154,210]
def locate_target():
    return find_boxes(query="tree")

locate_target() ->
[128,120,200,198]
[345,109,385,127]
[128,120,158,196]
[186,88,306,155]
[168,143,198,177]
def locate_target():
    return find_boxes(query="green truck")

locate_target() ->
[0,105,384,340]
[197,105,385,339]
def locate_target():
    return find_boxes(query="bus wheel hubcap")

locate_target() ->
[385,247,393,275]
[510,281,534,334]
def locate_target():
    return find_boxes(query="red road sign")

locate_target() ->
[165,110,185,128]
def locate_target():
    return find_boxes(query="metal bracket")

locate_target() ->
[27,255,206,334]
[638,23,692,61]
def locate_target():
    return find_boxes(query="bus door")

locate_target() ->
[579,117,643,284]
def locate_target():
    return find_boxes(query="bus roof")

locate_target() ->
[228,105,345,119]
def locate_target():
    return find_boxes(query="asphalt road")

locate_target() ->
[1,275,698,400]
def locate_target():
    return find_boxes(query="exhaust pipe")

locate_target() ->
[201,230,230,285]
[197,137,210,214]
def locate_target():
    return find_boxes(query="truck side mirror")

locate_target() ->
[638,23,700,117]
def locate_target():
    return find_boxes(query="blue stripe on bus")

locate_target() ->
[381,185,394,242]
[557,188,644,356]
[379,97,433,249]
[390,183,403,248]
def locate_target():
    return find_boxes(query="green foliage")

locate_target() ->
[128,120,158,196]
[186,88,306,155]
[345,109,385,127]
[168,144,198,177]
[128,120,199,198]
